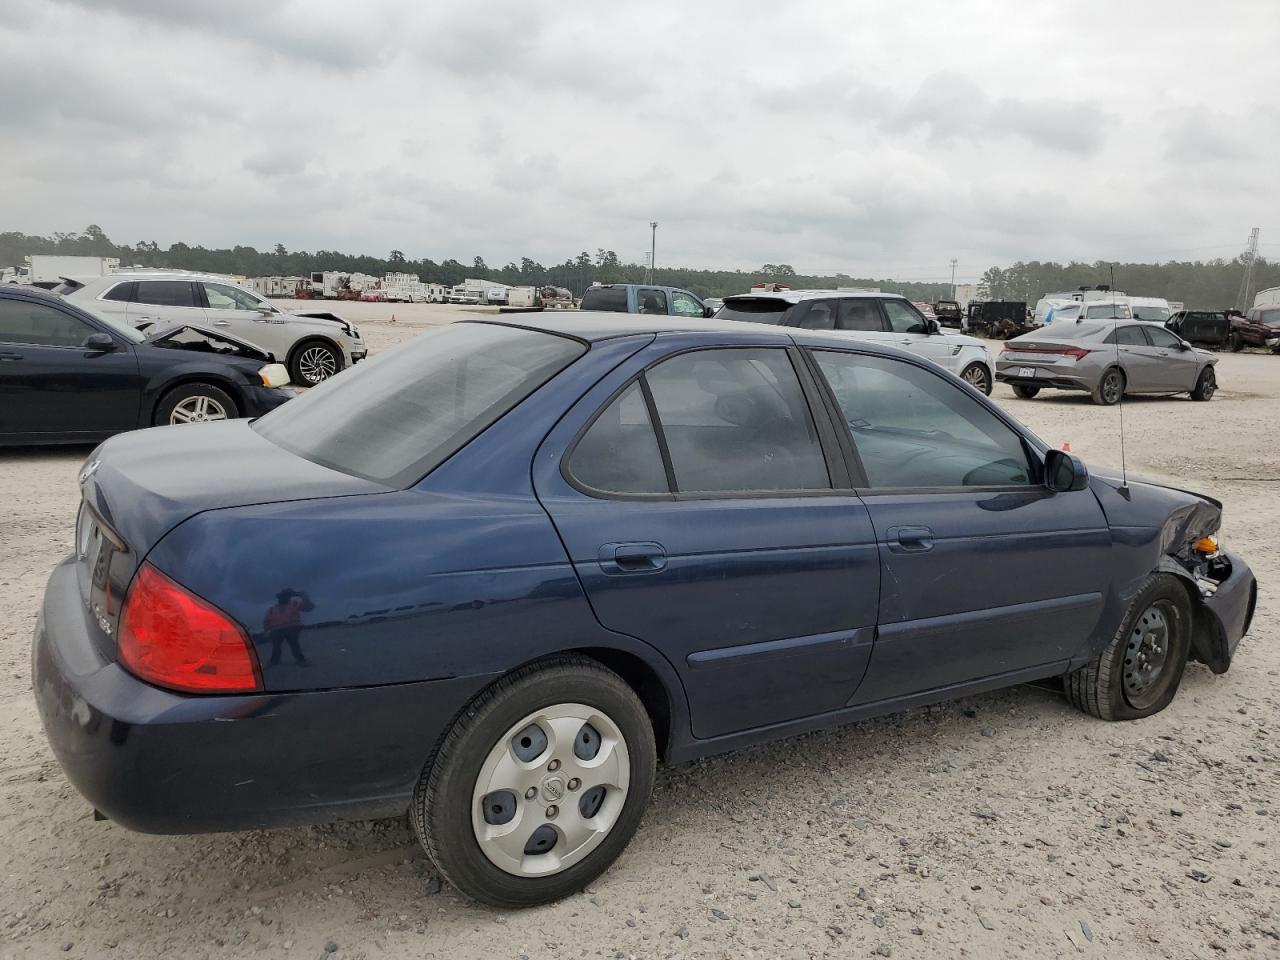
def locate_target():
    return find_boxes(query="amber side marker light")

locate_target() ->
[1192,536,1219,555]
[119,563,263,694]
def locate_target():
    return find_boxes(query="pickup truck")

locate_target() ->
[1229,306,1280,352]
[579,283,712,317]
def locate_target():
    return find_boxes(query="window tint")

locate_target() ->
[101,281,134,303]
[645,349,829,493]
[1145,327,1180,349]
[204,282,266,311]
[670,291,705,317]
[882,300,928,334]
[837,299,883,331]
[1085,303,1132,320]
[0,300,96,347]
[579,286,629,312]
[1107,325,1148,346]
[637,289,667,314]
[796,301,835,330]
[254,323,584,486]
[715,298,792,324]
[569,382,668,494]
[1131,305,1170,322]
[814,351,1031,489]
[135,281,197,308]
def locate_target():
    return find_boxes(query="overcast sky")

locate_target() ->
[4,0,1278,280]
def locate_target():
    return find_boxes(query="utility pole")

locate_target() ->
[647,222,658,285]
[1236,227,1260,312]
[949,258,958,300]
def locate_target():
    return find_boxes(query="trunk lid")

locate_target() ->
[75,420,387,655]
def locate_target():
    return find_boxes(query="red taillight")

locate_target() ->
[119,563,262,694]
[1001,343,1091,359]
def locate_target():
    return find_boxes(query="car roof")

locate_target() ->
[723,289,907,305]
[0,284,70,303]
[79,270,245,286]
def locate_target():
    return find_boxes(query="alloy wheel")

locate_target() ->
[962,365,990,393]
[472,703,630,878]
[1102,372,1123,404]
[298,346,338,383]
[169,395,228,424]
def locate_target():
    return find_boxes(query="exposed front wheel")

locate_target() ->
[960,362,993,395]
[1012,384,1040,399]
[154,382,238,426]
[413,657,656,908]
[1065,574,1192,720]
[1190,366,1216,401]
[1091,368,1125,405]
[1228,333,1244,352]
[289,340,342,386]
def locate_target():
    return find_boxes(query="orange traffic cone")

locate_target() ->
[390,313,396,323]
[1062,441,1071,452]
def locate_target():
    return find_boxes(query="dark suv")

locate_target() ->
[1166,310,1231,349]
[1229,306,1280,352]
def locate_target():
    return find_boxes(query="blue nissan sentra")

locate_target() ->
[33,314,1257,907]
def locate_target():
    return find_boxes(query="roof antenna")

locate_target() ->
[1111,263,1129,496]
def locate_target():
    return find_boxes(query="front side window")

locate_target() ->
[204,282,267,311]
[1145,327,1181,349]
[814,350,1032,489]
[1107,325,1148,346]
[837,299,883,331]
[637,289,668,314]
[0,300,96,347]
[568,382,668,494]
[135,281,197,308]
[670,291,705,317]
[882,300,928,334]
[644,348,830,494]
[255,323,584,486]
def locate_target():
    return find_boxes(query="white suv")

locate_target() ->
[60,271,367,386]
[715,290,995,394]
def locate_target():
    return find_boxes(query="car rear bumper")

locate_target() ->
[995,360,1091,391]
[33,558,491,834]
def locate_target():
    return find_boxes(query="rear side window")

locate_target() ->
[796,301,835,330]
[715,298,792,325]
[135,281,197,308]
[254,323,585,486]
[101,281,135,303]
[837,300,883,331]
[580,287,629,312]
[0,299,96,347]
[637,289,667,314]
[569,383,668,495]
[1106,326,1148,346]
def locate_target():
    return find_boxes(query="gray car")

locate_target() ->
[996,320,1217,405]
[58,271,367,386]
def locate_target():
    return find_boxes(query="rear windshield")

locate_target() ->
[253,323,585,486]
[715,298,793,324]
[579,286,629,312]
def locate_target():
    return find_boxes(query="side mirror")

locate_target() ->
[704,305,715,318]
[82,333,117,353]
[1179,341,1191,351]
[928,319,941,334]
[256,304,274,315]
[1044,449,1089,493]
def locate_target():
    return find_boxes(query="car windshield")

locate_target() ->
[254,322,585,486]
[1131,305,1170,322]
[715,298,792,324]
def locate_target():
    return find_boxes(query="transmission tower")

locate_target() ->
[1236,227,1260,311]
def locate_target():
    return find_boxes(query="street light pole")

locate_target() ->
[648,222,658,285]
[949,258,958,300]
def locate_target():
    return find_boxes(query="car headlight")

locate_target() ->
[258,363,291,388]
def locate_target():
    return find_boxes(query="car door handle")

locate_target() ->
[212,320,231,327]
[598,542,667,574]
[887,525,934,553]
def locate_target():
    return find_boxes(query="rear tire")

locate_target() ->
[153,382,238,426]
[412,657,656,908]
[1012,384,1040,399]
[1190,366,1216,401]
[1091,368,1125,406]
[960,362,993,395]
[1065,574,1191,720]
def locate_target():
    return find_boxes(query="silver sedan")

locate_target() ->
[995,320,1218,405]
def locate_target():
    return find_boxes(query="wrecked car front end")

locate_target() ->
[1091,473,1258,674]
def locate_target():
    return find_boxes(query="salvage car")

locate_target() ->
[715,289,995,394]
[0,285,292,445]
[1166,310,1231,350]
[58,272,366,386]
[34,315,1256,908]
[997,320,1218,405]
[1228,305,1280,353]
[934,299,964,327]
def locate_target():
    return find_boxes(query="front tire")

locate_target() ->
[1065,574,1192,720]
[289,340,342,386]
[154,382,238,426]
[1012,384,1040,399]
[1190,366,1216,401]
[413,657,656,908]
[960,362,993,395]
[1091,367,1125,405]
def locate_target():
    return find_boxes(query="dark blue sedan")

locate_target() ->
[33,314,1257,907]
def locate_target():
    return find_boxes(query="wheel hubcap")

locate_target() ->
[170,395,228,424]
[964,366,988,391]
[472,703,630,878]
[1103,374,1122,403]
[299,346,337,383]
[1123,604,1172,708]
[1202,372,1215,397]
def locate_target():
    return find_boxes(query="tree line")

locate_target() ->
[3,226,1271,309]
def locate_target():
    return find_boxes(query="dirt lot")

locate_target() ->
[1,306,1276,960]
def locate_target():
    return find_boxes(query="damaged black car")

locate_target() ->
[0,285,294,446]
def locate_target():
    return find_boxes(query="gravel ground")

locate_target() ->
[1,305,1276,959]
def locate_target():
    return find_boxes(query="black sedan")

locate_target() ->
[0,285,294,445]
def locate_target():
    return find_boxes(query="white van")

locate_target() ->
[1035,296,1079,326]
